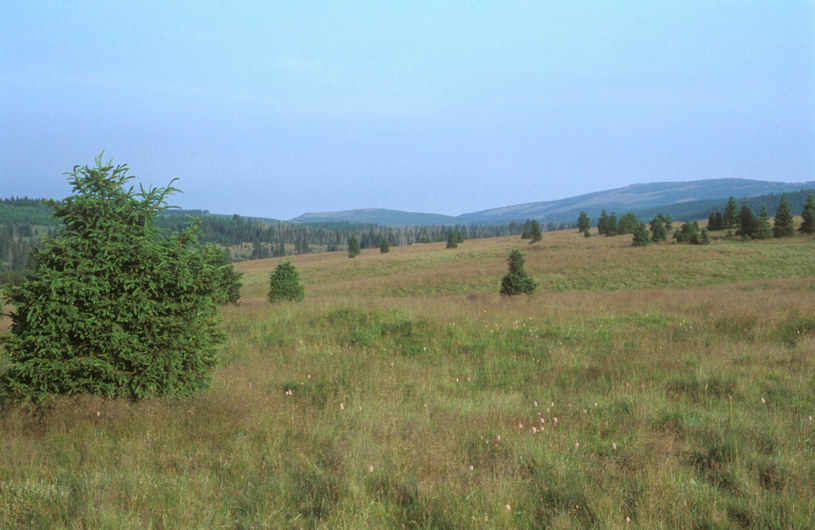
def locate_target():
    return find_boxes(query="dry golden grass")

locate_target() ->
[2,228,814,527]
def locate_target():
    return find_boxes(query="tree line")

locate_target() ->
[567,191,815,247]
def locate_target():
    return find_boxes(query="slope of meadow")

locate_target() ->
[2,230,814,528]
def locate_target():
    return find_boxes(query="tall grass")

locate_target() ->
[1,231,814,527]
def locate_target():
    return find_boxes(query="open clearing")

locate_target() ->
[2,230,814,527]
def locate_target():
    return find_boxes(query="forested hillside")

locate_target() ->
[4,186,811,283]
[0,200,528,282]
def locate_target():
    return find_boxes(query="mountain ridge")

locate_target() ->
[291,178,815,226]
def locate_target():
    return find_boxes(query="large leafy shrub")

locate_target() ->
[0,155,227,402]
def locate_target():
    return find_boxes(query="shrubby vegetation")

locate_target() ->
[1,156,234,402]
[500,249,536,295]
[267,261,304,303]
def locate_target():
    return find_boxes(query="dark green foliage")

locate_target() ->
[596,210,608,236]
[674,220,702,244]
[446,231,458,248]
[583,229,591,238]
[699,226,710,245]
[380,237,390,253]
[723,196,739,229]
[347,234,360,258]
[708,211,724,231]
[520,219,537,240]
[597,210,620,236]
[576,211,591,233]
[0,155,224,402]
[500,249,536,295]
[617,211,638,235]
[205,245,243,305]
[632,221,651,246]
[267,260,304,303]
[801,191,815,234]
[773,194,794,238]
[753,205,773,240]
[650,215,668,242]
[737,202,756,239]
[607,213,618,236]
[528,219,542,242]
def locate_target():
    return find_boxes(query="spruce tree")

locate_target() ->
[380,237,390,253]
[773,193,795,238]
[348,234,360,258]
[529,219,542,242]
[650,216,667,242]
[577,211,591,233]
[708,211,724,231]
[737,202,756,239]
[206,245,243,305]
[597,210,609,236]
[446,231,458,248]
[723,197,739,229]
[674,220,700,243]
[800,191,815,234]
[632,222,651,247]
[267,260,305,303]
[520,219,532,239]
[0,155,225,402]
[754,205,773,240]
[617,211,638,235]
[500,249,537,295]
[607,213,619,236]
[699,226,710,245]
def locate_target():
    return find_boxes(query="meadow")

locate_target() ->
[1,229,814,528]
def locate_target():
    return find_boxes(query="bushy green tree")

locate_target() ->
[632,221,651,247]
[0,155,225,402]
[529,219,542,243]
[708,211,724,231]
[380,237,390,253]
[699,226,710,245]
[267,260,304,303]
[674,220,700,243]
[577,211,591,233]
[446,231,458,248]
[607,213,619,236]
[663,213,673,233]
[801,191,815,234]
[773,193,794,238]
[723,196,739,228]
[500,249,537,295]
[205,245,243,305]
[753,205,773,240]
[650,215,667,242]
[597,210,609,236]
[617,211,638,235]
[520,219,533,239]
[737,202,756,239]
[348,234,360,258]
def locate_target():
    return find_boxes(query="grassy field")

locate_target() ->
[2,229,814,528]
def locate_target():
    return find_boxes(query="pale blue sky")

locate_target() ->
[2,1,813,219]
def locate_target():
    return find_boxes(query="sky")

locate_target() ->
[2,1,814,220]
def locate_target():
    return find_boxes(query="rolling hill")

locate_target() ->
[292,178,815,226]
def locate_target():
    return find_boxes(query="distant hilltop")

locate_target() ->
[291,178,815,226]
